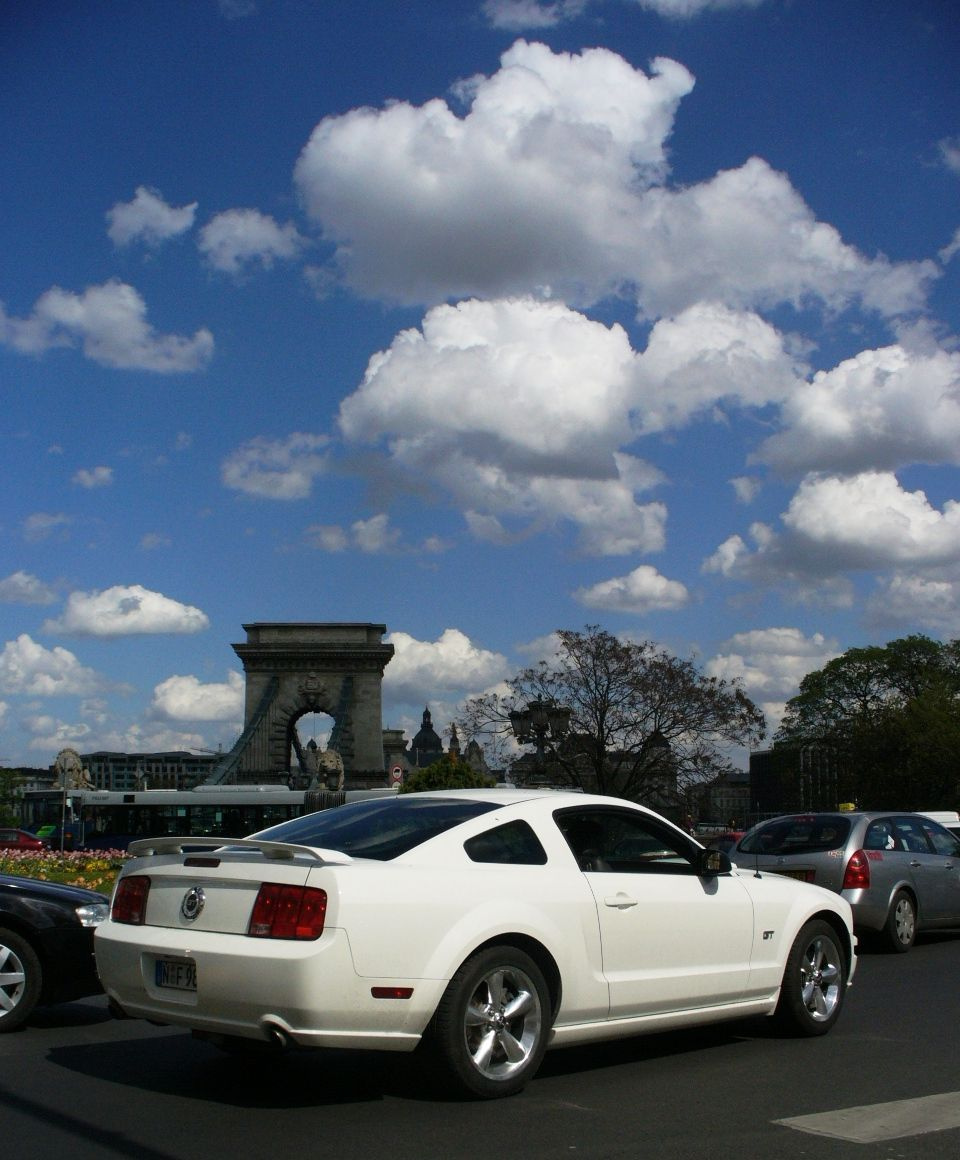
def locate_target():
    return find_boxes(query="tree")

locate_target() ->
[0,768,26,827]
[775,635,960,809]
[458,625,765,805]
[400,754,496,793]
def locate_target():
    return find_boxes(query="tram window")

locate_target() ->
[262,805,295,825]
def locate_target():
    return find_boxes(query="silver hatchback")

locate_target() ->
[735,811,960,952]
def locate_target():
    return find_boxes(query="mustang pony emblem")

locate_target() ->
[181,886,205,921]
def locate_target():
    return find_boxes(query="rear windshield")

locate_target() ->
[253,795,499,860]
[739,815,852,856]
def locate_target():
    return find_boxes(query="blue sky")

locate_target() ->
[1,0,958,770]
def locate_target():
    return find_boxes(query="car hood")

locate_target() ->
[0,873,110,906]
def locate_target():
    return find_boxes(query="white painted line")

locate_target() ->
[776,1091,960,1142]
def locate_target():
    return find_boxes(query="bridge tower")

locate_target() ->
[209,622,394,785]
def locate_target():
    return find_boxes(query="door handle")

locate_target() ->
[604,894,639,909]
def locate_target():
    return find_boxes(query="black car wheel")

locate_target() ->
[0,927,42,1033]
[884,889,916,953]
[429,945,550,1099]
[774,919,846,1036]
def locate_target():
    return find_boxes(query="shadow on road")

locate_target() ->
[44,1015,773,1107]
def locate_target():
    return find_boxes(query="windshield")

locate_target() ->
[253,795,499,860]
[738,815,852,856]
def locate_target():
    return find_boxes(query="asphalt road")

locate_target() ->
[4,933,960,1160]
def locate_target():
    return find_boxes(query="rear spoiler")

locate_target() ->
[126,836,353,864]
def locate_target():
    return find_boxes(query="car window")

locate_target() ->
[739,816,851,856]
[254,796,499,860]
[893,817,931,854]
[555,807,696,875]
[464,820,548,865]
[864,820,901,851]
[919,819,960,857]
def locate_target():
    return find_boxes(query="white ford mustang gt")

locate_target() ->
[95,789,857,1098]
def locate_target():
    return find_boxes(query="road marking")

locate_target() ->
[776,1092,960,1142]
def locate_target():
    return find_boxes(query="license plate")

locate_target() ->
[155,958,197,991]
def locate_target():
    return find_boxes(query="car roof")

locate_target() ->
[753,810,953,826]
[399,787,668,814]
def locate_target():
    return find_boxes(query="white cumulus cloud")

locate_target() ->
[295,40,695,305]
[106,186,198,247]
[483,0,765,30]
[198,209,306,274]
[574,564,689,613]
[72,466,114,489]
[0,280,213,372]
[384,629,510,701]
[866,572,960,636]
[482,1,587,30]
[339,297,667,554]
[782,472,960,569]
[44,585,210,636]
[0,571,59,605]
[705,472,960,594]
[706,626,839,731]
[221,433,331,499]
[293,42,932,317]
[0,633,104,695]
[633,301,804,432]
[757,344,960,475]
[707,627,839,696]
[150,671,245,721]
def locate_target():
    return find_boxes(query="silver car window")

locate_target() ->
[864,820,900,851]
[739,815,850,856]
[893,817,931,854]
[920,819,960,857]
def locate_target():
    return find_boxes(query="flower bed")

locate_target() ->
[0,848,129,895]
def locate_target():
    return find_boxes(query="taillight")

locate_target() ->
[842,849,871,890]
[112,875,150,924]
[248,883,327,940]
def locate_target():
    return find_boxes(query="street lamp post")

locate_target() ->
[509,698,571,780]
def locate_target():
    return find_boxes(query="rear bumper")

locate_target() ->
[841,889,888,933]
[95,922,443,1051]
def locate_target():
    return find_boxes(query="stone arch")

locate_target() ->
[208,623,393,786]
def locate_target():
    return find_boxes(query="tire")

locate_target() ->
[884,890,916,953]
[774,919,846,1036]
[429,946,550,1099]
[0,927,43,1033]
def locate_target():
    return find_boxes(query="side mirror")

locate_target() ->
[698,847,731,877]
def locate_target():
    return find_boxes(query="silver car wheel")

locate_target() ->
[430,945,551,1097]
[886,890,916,952]
[774,919,846,1036]
[0,942,27,1014]
[0,927,42,1032]
[463,965,543,1082]
[798,933,842,1022]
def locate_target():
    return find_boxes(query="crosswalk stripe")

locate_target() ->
[775,1092,960,1142]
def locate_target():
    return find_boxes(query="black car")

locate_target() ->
[0,874,109,1031]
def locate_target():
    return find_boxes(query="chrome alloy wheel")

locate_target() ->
[798,932,843,1023]
[462,965,543,1082]
[0,941,27,1021]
